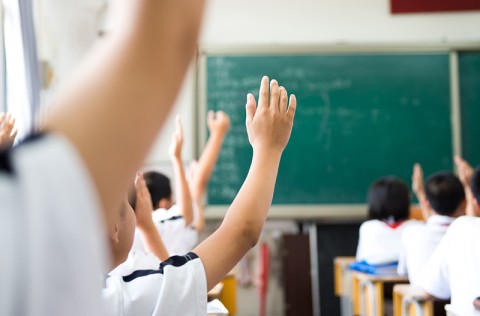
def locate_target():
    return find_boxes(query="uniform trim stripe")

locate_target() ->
[157,215,183,224]
[122,252,199,283]
[0,150,13,174]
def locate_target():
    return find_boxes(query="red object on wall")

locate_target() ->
[391,0,480,14]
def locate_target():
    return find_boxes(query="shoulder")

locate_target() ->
[446,216,480,239]
[104,252,207,315]
[360,219,381,229]
[402,220,425,234]
[2,133,107,315]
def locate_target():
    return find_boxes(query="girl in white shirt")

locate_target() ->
[356,176,419,265]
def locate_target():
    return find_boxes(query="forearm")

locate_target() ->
[465,188,479,217]
[224,150,280,247]
[43,1,205,231]
[191,132,226,201]
[138,222,169,262]
[194,150,281,289]
[172,158,194,225]
[415,192,430,221]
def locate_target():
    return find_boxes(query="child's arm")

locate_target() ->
[190,111,230,201]
[134,171,169,262]
[412,163,430,221]
[0,112,17,149]
[169,117,194,226]
[194,76,296,290]
[190,111,230,231]
[454,155,479,216]
[43,0,205,230]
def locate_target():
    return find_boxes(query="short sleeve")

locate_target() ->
[0,134,108,315]
[421,230,451,299]
[104,252,207,316]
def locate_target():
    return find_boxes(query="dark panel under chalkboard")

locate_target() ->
[204,53,452,205]
[459,51,480,167]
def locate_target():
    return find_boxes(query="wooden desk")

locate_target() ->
[334,257,357,316]
[393,284,448,316]
[208,282,224,301]
[353,271,409,316]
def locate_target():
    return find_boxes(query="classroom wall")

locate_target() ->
[201,0,480,45]
[35,0,480,163]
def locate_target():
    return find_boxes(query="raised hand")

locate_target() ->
[0,112,17,149]
[207,110,230,137]
[412,163,425,200]
[134,171,154,229]
[455,155,474,188]
[169,116,184,161]
[245,76,296,155]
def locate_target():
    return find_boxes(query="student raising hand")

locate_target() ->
[134,171,169,262]
[0,112,17,149]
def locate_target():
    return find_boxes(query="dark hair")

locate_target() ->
[128,171,172,211]
[471,166,480,203]
[367,176,410,221]
[144,171,172,209]
[425,172,465,216]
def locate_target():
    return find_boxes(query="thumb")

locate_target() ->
[245,93,256,126]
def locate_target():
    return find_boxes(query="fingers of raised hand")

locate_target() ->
[269,80,280,111]
[257,76,269,109]
[245,93,257,127]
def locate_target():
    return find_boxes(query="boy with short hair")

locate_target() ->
[397,164,465,286]
[421,164,480,316]
[103,76,297,315]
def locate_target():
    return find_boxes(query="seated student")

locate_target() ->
[0,112,17,149]
[421,165,480,316]
[0,1,206,314]
[103,76,297,315]
[130,112,229,255]
[356,177,420,265]
[397,164,465,286]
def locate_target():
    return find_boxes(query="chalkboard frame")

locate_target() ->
[197,44,480,219]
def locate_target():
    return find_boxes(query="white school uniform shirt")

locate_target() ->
[421,216,480,316]
[0,134,108,316]
[103,251,207,316]
[132,204,198,256]
[397,215,454,287]
[356,219,421,265]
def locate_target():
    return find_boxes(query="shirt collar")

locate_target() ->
[427,215,455,226]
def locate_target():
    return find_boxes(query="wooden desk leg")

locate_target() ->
[360,279,383,316]
[352,274,360,316]
[393,288,402,316]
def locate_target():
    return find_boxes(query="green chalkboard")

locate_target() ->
[205,53,453,205]
[460,51,480,167]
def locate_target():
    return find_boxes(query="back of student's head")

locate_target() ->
[471,166,480,204]
[424,172,465,216]
[143,171,172,209]
[367,176,410,222]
